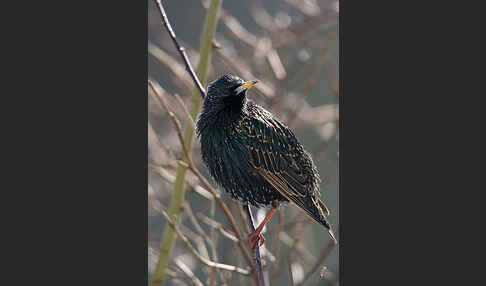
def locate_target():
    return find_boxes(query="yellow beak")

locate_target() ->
[235,80,259,94]
[241,80,258,89]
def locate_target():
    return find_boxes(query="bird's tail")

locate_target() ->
[306,197,338,244]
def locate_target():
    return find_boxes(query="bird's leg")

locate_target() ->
[248,206,278,249]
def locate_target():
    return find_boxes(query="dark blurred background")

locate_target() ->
[148,0,339,285]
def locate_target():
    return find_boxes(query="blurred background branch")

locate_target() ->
[150,0,222,285]
[149,0,339,285]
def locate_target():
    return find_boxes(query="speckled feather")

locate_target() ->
[196,74,335,240]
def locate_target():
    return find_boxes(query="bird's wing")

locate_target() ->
[232,114,336,242]
[236,116,331,219]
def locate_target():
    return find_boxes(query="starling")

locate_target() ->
[196,74,336,248]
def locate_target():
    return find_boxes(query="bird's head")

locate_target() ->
[197,74,258,134]
[205,74,258,107]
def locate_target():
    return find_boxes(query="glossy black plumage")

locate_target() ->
[196,74,335,242]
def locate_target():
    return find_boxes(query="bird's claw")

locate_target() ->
[248,231,265,249]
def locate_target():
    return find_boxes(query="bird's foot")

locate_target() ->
[248,231,265,249]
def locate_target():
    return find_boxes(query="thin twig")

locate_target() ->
[209,199,217,286]
[150,1,226,285]
[151,2,340,285]
[183,201,225,285]
[174,258,205,286]
[149,163,216,203]
[173,93,197,130]
[243,204,265,286]
[185,159,254,268]
[163,181,227,285]
[149,81,192,160]
[233,200,251,235]
[197,212,239,242]
[148,42,193,92]
[150,80,254,269]
[166,267,185,280]
[182,202,211,245]
[150,81,255,277]
[148,120,175,165]
[161,209,251,276]
[154,0,206,98]
[182,158,254,268]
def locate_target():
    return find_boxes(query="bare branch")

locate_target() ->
[183,202,228,285]
[148,120,175,166]
[148,42,193,91]
[149,80,255,270]
[153,0,206,98]
[149,163,215,202]
[149,80,193,163]
[174,258,205,286]
[161,208,252,276]
[173,93,197,130]
[243,204,265,286]
[197,212,239,242]
[233,200,251,235]
[182,202,213,245]
[150,2,339,285]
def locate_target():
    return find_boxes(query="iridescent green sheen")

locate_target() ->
[197,74,335,237]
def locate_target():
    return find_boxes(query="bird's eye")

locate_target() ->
[233,83,247,95]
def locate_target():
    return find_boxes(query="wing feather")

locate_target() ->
[233,102,335,241]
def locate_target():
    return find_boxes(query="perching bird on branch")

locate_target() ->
[196,74,336,248]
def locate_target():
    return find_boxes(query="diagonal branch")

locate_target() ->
[154,0,206,98]
[174,258,205,286]
[162,208,251,276]
[149,81,254,271]
[151,2,222,283]
[243,204,265,286]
